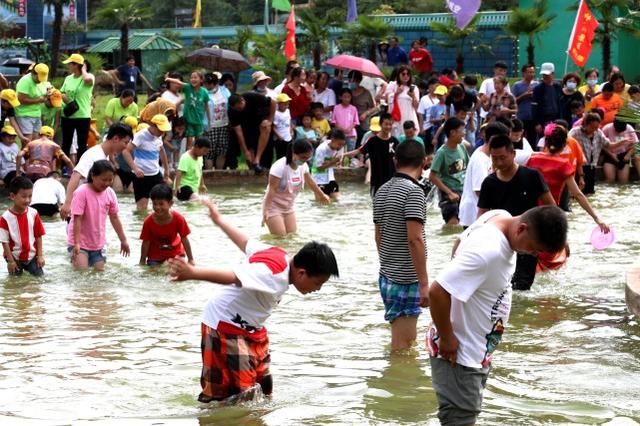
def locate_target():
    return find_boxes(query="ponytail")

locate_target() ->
[286,139,313,165]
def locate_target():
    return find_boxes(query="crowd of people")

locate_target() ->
[0,41,638,424]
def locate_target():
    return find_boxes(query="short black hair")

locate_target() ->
[424,142,434,156]
[379,112,393,124]
[121,89,135,99]
[449,85,464,98]
[521,63,535,73]
[348,70,363,82]
[228,94,244,107]
[329,128,346,141]
[463,75,477,86]
[613,119,628,133]
[204,72,219,85]
[601,82,614,92]
[495,116,514,130]
[443,117,465,137]
[293,241,339,278]
[628,85,640,95]
[511,118,524,132]
[310,102,324,111]
[194,137,209,148]
[494,61,508,70]
[569,99,584,111]
[339,87,352,97]
[521,206,568,253]
[9,175,33,194]
[149,183,173,202]
[87,160,115,183]
[485,121,510,142]
[106,122,134,140]
[488,134,514,151]
[395,139,425,168]
[553,119,569,129]
[403,120,416,130]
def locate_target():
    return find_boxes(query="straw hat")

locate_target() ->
[252,71,272,85]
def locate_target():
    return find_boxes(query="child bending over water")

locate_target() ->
[67,160,130,271]
[168,199,339,403]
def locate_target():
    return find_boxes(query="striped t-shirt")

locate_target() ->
[132,128,163,176]
[0,207,46,262]
[373,173,427,284]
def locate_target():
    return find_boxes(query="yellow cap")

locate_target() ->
[150,114,171,132]
[62,53,85,65]
[434,85,448,96]
[34,63,49,83]
[369,116,381,132]
[49,89,62,108]
[1,125,17,136]
[135,123,150,134]
[123,115,139,129]
[0,89,20,108]
[276,93,291,103]
[39,126,55,138]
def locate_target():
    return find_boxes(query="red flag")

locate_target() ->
[567,0,600,68]
[284,5,296,60]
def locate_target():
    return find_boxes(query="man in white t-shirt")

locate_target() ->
[427,206,568,425]
[168,199,339,404]
[458,133,493,228]
[30,171,66,217]
[60,122,133,219]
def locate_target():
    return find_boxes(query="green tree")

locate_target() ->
[504,0,556,66]
[249,32,287,83]
[570,0,640,74]
[43,0,71,78]
[297,7,339,70]
[338,15,392,63]
[91,0,152,62]
[218,26,254,58]
[431,15,492,74]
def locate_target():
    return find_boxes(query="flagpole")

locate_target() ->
[565,0,583,74]
[264,0,269,32]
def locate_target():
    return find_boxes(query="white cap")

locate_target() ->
[540,62,555,75]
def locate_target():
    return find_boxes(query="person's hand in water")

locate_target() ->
[167,256,194,281]
[316,192,331,205]
[596,219,610,234]
[202,199,221,224]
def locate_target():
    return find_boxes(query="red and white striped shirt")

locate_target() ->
[0,207,45,262]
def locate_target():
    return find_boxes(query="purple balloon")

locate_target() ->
[447,0,482,29]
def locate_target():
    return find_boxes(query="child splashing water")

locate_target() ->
[67,160,130,271]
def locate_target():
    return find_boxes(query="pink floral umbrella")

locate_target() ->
[325,54,385,78]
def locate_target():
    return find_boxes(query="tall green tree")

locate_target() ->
[504,0,556,66]
[249,32,288,83]
[431,15,492,74]
[338,15,392,63]
[571,0,640,74]
[297,7,339,70]
[43,0,70,78]
[91,0,152,62]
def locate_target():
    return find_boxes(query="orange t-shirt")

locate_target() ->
[590,93,622,127]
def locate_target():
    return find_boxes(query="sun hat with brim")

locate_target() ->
[369,116,382,132]
[49,89,62,108]
[434,85,448,96]
[252,71,272,85]
[1,125,17,136]
[63,53,85,65]
[39,126,55,138]
[34,63,49,83]
[151,114,171,132]
[0,89,20,108]
[276,93,291,103]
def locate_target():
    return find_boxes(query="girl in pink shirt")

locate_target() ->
[67,160,130,271]
[331,88,359,151]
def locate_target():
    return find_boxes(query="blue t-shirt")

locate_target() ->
[511,80,538,121]
[428,104,446,125]
[387,46,408,67]
[117,65,141,91]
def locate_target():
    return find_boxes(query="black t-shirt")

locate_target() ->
[360,135,398,195]
[228,92,271,128]
[445,90,477,112]
[477,166,549,216]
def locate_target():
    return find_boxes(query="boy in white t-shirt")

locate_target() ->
[168,200,339,403]
[427,205,567,425]
[312,128,346,200]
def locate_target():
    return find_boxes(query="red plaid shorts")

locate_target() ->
[198,321,272,402]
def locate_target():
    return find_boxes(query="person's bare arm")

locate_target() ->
[109,213,130,256]
[123,143,143,177]
[109,69,124,86]
[174,170,183,195]
[374,224,381,252]
[17,92,46,105]
[60,171,82,219]
[139,72,155,91]
[204,200,249,252]
[304,171,331,205]
[2,242,18,273]
[140,240,150,265]
[168,257,239,284]
[0,73,8,89]
[164,77,185,90]
[429,281,458,367]
[9,117,29,144]
[565,176,609,232]
[429,171,459,202]
[407,220,429,307]
[539,191,555,206]
[182,236,195,264]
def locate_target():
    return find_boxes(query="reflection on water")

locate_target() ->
[0,182,638,424]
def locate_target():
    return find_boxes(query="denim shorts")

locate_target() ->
[378,273,422,323]
[15,116,41,135]
[68,246,107,266]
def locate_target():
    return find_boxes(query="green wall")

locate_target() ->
[518,0,638,81]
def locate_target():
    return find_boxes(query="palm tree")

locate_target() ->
[339,16,392,63]
[92,0,152,62]
[250,32,288,83]
[570,0,640,74]
[431,15,492,74]
[504,0,556,66]
[297,7,338,70]
[42,0,71,78]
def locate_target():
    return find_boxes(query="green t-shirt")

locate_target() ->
[182,83,209,125]
[61,74,94,119]
[104,97,139,123]
[15,75,46,117]
[41,105,61,128]
[398,135,425,145]
[431,143,469,192]
[176,151,203,192]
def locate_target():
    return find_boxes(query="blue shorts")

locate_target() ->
[378,274,422,323]
[68,246,107,266]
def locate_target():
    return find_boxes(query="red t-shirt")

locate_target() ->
[139,211,190,261]
[283,84,311,120]
[409,48,433,74]
[526,153,574,205]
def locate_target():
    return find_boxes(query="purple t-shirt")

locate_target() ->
[67,184,119,250]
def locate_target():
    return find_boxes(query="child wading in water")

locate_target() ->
[67,160,130,271]
[140,184,194,266]
[168,200,339,403]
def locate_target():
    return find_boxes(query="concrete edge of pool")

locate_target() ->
[626,266,640,317]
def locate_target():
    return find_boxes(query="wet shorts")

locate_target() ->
[199,322,272,403]
[67,246,106,266]
[319,180,339,196]
[438,190,462,223]
[31,203,59,217]
[176,185,194,201]
[378,274,422,323]
[9,256,44,277]
[132,172,163,201]
[430,356,491,426]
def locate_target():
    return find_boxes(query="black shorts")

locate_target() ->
[117,168,134,188]
[132,173,163,201]
[319,180,339,196]
[31,203,59,217]
[176,185,194,201]
[438,190,461,223]
[602,152,629,170]
[2,171,16,187]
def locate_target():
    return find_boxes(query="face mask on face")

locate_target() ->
[294,159,306,166]
[255,86,266,93]
[587,79,598,87]
[566,82,577,91]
